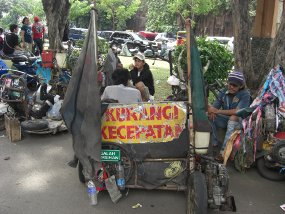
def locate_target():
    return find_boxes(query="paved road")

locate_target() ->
[0,131,284,214]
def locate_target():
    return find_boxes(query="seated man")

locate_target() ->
[101,68,142,104]
[3,24,25,56]
[130,53,155,100]
[208,71,251,160]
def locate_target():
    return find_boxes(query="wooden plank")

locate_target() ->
[253,0,279,38]
[4,114,21,142]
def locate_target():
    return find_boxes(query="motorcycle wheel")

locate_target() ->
[27,81,38,92]
[78,162,86,184]
[256,157,285,181]
[186,171,208,214]
[272,140,285,164]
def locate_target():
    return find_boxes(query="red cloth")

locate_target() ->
[32,22,45,39]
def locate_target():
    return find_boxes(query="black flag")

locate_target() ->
[61,9,101,179]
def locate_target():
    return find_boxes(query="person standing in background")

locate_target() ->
[32,16,45,55]
[20,17,33,52]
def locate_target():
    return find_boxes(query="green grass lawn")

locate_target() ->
[151,66,172,101]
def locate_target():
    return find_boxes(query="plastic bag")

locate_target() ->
[47,99,63,120]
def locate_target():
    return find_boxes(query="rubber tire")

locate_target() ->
[186,171,208,214]
[21,119,49,131]
[78,162,86,183]
[264,104,275,132]
[272,140,285,164]
[27,81,38,92]
[256,157,285,181]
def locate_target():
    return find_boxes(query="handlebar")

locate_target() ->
[1,68,37,79]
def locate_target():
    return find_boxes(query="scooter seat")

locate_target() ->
[11,55,28,63]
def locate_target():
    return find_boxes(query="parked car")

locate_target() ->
[205,36,234,52]
[109,31,152,50]
[155,32,176,43]
[138,31,158,41]
[98,31,114,40]
[154,32,176,50]
[68,28,88,40]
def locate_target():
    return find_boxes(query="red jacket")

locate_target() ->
[32,22,45,39]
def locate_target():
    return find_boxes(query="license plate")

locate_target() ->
[101,150,121,162]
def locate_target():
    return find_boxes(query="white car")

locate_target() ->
[154,32,176,50]
[205,36,234,52]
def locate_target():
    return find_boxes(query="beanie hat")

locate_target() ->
[228,71,245,86]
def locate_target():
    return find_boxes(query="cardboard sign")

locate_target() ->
[101,102,187,143]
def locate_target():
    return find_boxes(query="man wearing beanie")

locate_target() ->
[208,71,251,161]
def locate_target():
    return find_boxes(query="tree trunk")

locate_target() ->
[231,0,255,90]
[112,9,115,30]
[42,0,70,51]
[258,10,285,86]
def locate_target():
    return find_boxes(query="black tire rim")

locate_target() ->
[256,157,285,181]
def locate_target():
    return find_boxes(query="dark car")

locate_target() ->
[109,31,153,52]
[68,28,88,40]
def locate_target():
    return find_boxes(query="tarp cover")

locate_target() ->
[190,32,211,133]
[102,48,117,87]
[61,10,101,179]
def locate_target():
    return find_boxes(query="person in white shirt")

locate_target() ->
[101,68,142,104]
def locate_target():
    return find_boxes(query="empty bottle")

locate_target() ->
[116,161,125,190]
[105,175,122,203]
[87,180,97,206]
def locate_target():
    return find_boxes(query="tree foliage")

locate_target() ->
[146,0,232,32]
[145,0,178,32]
[0,0,44,30]
[97,0,141,30]
[69,0,92,28]
[173,39,233,84]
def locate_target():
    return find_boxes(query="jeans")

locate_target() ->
[210,114,240,151]
[33,38,43,54]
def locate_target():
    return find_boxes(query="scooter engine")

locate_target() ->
[205,162,228,208]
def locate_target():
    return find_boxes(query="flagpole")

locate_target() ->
[92,0,98,61]
[185,18,195,172]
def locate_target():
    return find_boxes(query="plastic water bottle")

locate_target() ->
[87,180,97,206]
[116,161,125,190]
